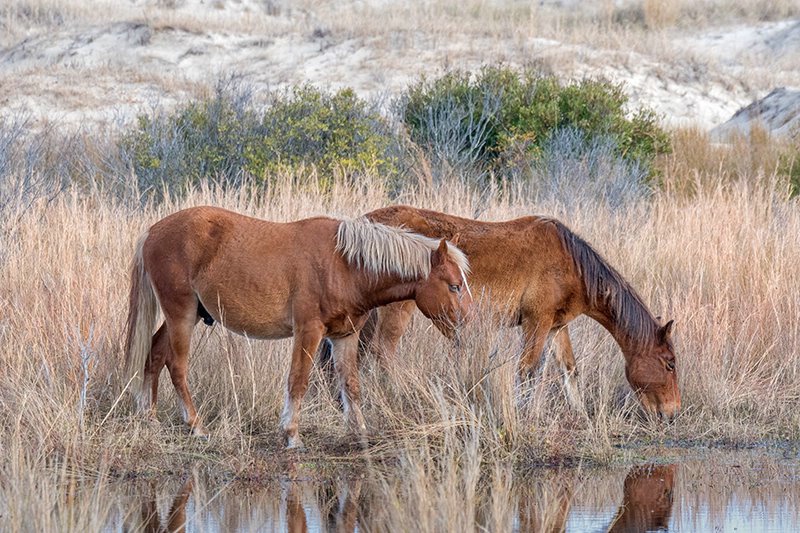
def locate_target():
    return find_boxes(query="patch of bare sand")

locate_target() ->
[711,87,800,140]
[1,6,799,135]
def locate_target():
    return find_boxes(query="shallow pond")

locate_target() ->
[103,449,800,532]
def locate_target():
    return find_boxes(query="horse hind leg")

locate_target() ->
[163,310,207,437]
[330,334,367,445]
[139,323,170,414]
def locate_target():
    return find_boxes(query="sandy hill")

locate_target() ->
[712,87,800,140]
[1,0,798,136]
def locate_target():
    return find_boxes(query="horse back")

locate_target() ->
[145,206,340,267]
[141,206,347,338]
[365,205,584,316]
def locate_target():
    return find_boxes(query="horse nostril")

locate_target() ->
[659,405,679,424]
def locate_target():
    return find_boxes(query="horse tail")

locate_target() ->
[124,231,159,393]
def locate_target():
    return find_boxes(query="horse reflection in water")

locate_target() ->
[134,478,193,533]
[516,464,676,533]
[516,477,574,533]
[607,464,676,533]
[128,464,674,532]
[130,475,363,533]
[286,477,362,533]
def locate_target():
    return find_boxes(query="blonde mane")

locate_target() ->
[336,217,470,280]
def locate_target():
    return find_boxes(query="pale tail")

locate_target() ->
[124,232,159,396]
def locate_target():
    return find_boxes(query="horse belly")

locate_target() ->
[227,315,293,340]
[199,292,294,340]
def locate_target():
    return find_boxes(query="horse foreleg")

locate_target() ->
[282,322,324,449]
[552,326,583,410]
[330,334,367,442]
[164,317,207,437]
[369,300,416,363]
[356,309,378,361]
[518,318,553,381]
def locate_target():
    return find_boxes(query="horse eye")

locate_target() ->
[449,284,461,293]
[665,360,675,372]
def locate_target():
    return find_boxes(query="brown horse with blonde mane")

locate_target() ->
[359,205,680,420]
[124,206,472,448]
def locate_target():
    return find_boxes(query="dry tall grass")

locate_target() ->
[661,125,800,196]
[1,155,799,528]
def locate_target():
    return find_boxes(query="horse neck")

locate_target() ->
[353,270,418,309]
[586,295,658,359]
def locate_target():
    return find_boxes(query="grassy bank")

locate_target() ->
[1,158,799,525]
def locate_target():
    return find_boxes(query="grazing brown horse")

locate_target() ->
[361,205,680,419]
[124,206,472,448]
[516,478,574,533]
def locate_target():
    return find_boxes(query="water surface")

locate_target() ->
[104,449,800,532]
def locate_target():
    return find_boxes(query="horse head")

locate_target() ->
[414,239,473,340]
[624,319,681,420]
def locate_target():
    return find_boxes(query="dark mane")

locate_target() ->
[551,219,657,347]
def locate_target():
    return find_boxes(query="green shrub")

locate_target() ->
[400,70,503,170]
[780,149,800,197]
[121,81,399,192]
[246,86,398,181]
[120,81,258,190]
[400,66,671,177]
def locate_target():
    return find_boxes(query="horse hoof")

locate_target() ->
[191,426,210,439]
[286,436,306,451]
[348,432,369,450]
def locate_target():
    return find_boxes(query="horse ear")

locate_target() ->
[451,233,461,247]
[658,319,674,342]
[432,239,448,267]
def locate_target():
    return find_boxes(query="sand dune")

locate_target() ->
[712,87,800,139]
[1,1,798,135]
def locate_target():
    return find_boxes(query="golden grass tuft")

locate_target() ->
[642,0,682,30]
[658,124,799,197]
